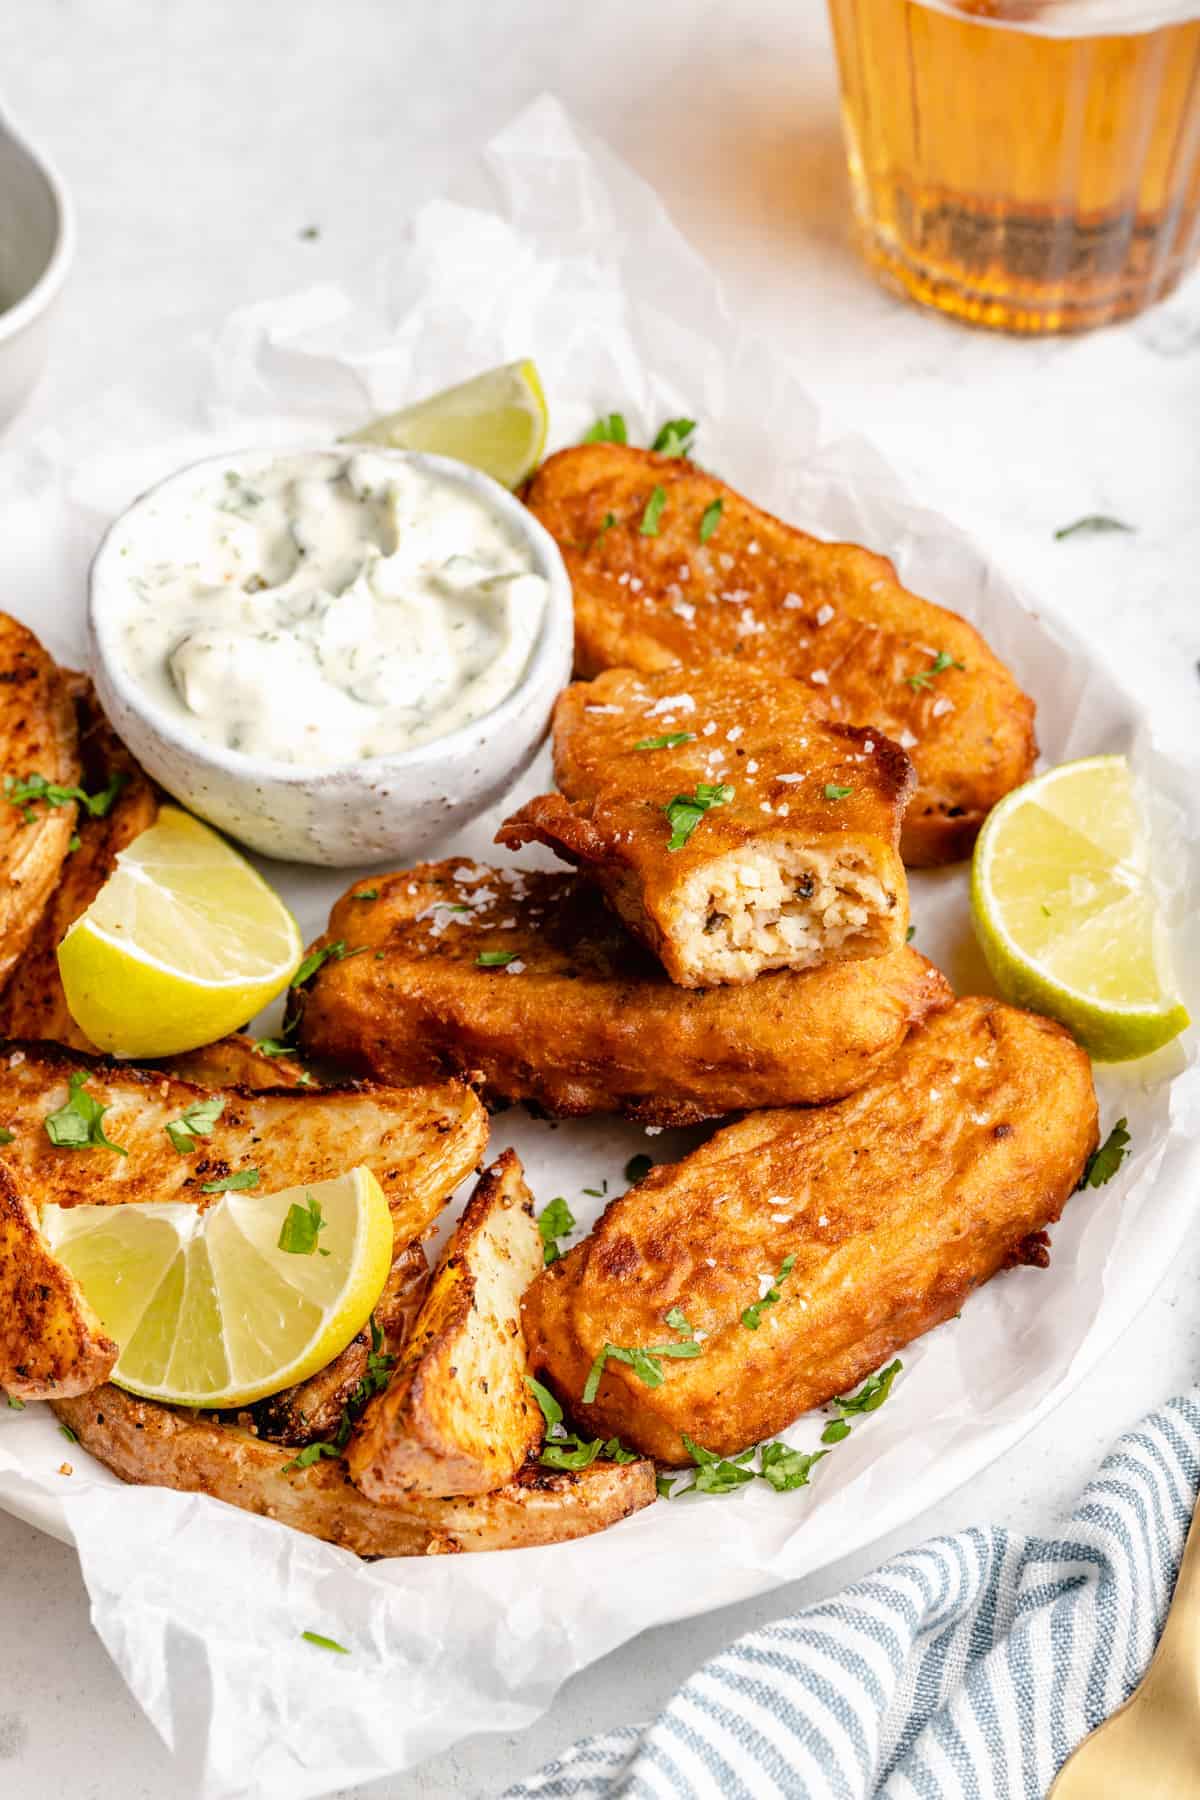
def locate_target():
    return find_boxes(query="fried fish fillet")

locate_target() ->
[522,446,1037,865]
[51,1385,656,1556]
[291,861,953,1124]
[522,997,1098,1462]
[0,1044,487,1253]
[498,664,912,986]
[0,1163,116,1400]
[349,1150,543,1501]
[0,614,81,985]
[0,680,159,1049]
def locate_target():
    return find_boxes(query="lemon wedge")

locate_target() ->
[42,1167,393,1408]
[344,359,548,488]
[57,806,303,1058]
[971,754,1189,1061]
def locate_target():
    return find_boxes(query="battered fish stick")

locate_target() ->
[522,445,1037,866]
[497,664,913,987]
[290,861,952,1126]
[522,998,1098,1462]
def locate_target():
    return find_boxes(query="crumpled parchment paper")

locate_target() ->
[0,95,1196,1800]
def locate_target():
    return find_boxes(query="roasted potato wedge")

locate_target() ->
[349,1149,543,1500]
[155,1032,313,1092]
[0,615,82,986]
[51,1386,656,1556]
[0,1163,116,1400]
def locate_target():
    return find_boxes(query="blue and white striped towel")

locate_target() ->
[505,1392,1200,1799]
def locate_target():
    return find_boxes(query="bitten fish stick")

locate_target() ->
[497,663,913,987]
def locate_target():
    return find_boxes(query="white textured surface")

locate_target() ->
[1,2,1198,1796]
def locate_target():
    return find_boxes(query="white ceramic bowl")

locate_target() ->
[0,116,73,427]
[89,447,574,866]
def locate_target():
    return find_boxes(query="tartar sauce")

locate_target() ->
[111,450,549,766]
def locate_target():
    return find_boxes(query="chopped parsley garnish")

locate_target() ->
[44,1073,127,1155]
[698,498,723,543]
[834,1358,902,1415]
[165,1095,224,1155]
[820,1417,851,1445]
[741,1253,796,1330]
[582,1181,608,1198]
[0,1127,13,1145]
[525,1375,637,1471]
[477,949,517,967]
[1054,515,1135,541]
[1078,1118,1130,1190]
[253,1036,296,1058]
[301,1631,349,1654]
[593,510,618,548]
[353,888,379,902]
[68,833,81,853]
[282,1315,394,1471]
[664,1306,695,1338]
[823,783,853,801]
[651,418,696,458]
[4,770,126,827]
[639,485,667,536]
[664,782,734,851]
[625,1153,653,1185]
[6,1394,24,1410]
[634,732,695,751]
[758,1441,829,1492]
[292,940,367,987]
[906,651,965,691]
[682,1434,757,1495]
[278,1192,328,1256]
[200,1168,260,1193]
[583,413,627,445]
[59,1422,78,1444]
[582,1321,701,1405]
[537,1196,576,1266]
[906,925,916,942]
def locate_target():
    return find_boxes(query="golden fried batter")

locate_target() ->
[498,664,912,986]
[522,998,1098,1462]
[0,615,81,985]
[290,861,952,1124]
[0,681,159,1049]
[522,446,1037,865]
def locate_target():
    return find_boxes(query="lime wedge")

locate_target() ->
[42,1167,393,1408]
[344,360,548,488]
[57,806,303,1058]
[971,754,1189,1061]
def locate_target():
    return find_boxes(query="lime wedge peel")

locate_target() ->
[971,754,1189,1063]
[344,359,548,489]
[42,1168,393,1409]
[57,806,303,1058]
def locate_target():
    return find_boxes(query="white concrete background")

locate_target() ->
[1,1,1198,1795]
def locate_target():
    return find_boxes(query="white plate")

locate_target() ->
[1,97,1197,1800]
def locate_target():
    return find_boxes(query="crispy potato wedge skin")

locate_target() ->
[0,681,158,1050]
[291,862,952,1124]
[349,1150,543,1500]
[51,1387,656,1556]
[523,998,1098,1462]
[522,446,1037,865]
[0,616,81,985]
[498,665,912,986]
[154,1033,313,1092]
[0,1163,117,1400]
[0,1043,487,1252]
[252,1242,429,1447]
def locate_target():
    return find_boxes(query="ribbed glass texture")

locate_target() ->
[827,0,1200,331]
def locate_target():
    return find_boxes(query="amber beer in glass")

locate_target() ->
[827,0,1200,331]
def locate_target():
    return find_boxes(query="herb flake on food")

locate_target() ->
[200,1168,260,1194]
[582,1331,701,1406]
[301,1631,349,1654]
[906,651,965,691]
[6,1394,25,1410]
[278,1192,328,1256]
[253,1036,296,1057]
[525,1374,635,1472]
[635,732,696,751]
[4,770,126,827]
[0,1127,13,1145]
[906,925,916,942]
[353,888,379,902]
[651,418,696,459]
[1078,1118,1130,1190]
[664,782,734,852]
[583,413,627,446]
[834,1358,902,1416]
[640,485,667,537]
[823,783,853,801]
[741,1253,797,1330]
[820,1417,852,1445]
[758,1441,829,1492]
[477,949,517,968]
[699,498,723,543]
[1054,515,1135,541]
[682,1433,757,1495]
[292,940,366,987]
[537,1196,576,1266]
[165,1095,224,1155]
[44,1073,127,1155]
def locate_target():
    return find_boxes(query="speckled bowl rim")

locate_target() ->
[88,444,574,788]
[0,117,74,344]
